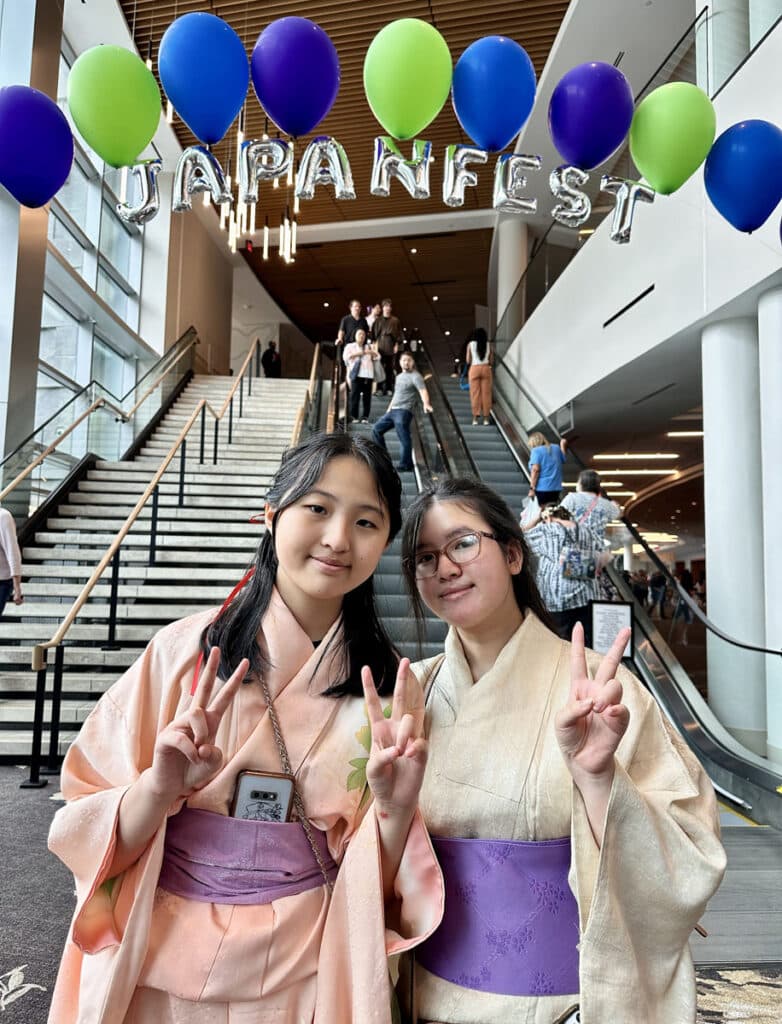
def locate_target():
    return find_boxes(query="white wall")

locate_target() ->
[231,262,314,376]
[504,21,782,423]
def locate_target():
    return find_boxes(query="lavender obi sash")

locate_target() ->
[416,836,580,997]
[157,806,339,905]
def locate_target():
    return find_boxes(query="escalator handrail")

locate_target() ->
[415,352,480,478]
[621,516,782,658]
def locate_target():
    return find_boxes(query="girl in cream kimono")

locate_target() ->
[47,432,444,1024]
[399,477,726,1024]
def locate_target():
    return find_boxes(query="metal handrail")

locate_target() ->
[29,335,264,673]
[1,326,198,468]
[290,344,322,446]
[0,331,200,503]
[415,350,479,477]
[621,517,782,659]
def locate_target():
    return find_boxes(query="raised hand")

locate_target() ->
[361,658,427,817]
[555,623,631,783]
[147,647,249,802]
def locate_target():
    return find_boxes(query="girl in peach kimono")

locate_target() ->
[398,477,726,1024]
[47,432,444,1024]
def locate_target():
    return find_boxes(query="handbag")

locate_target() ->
[348,355,361,383]
[373,356,385,384]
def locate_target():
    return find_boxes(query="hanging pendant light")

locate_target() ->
[263,216,269,260]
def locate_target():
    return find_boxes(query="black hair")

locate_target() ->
[472,326,488,362]
[578,469,602,495]
[203,432,402,698]
[400,477,555,649]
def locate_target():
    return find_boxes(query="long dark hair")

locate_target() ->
[401,477,554,647]
[472,327,488,362]
[203,432,402,698]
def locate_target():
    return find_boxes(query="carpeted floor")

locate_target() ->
[0,765,780,1022]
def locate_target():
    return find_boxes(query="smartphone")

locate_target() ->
[230,770,295,822]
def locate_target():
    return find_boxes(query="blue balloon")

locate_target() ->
[251,18,340,139]
[0,86,73,208]
[704,119,782,233]
[452,37,536,152]
[548,62,634,170]
[159,13,249,145]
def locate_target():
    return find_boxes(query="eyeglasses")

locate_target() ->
[411,530,498,579]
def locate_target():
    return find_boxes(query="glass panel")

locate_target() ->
[56,158,90,227]
[97,267,128,321]
[99,201,132,279]
[91,336,125,397]
[48,212,85,272]
[39,295,80,380]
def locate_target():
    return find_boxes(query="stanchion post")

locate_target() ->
[21,660,48,789]
[43,644,65,775]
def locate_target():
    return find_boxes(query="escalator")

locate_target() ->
[424,360,782,830]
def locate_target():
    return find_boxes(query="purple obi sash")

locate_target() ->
[416,836,580,997]
[157,805,339,905]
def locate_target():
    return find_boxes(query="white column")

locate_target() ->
[758,288,782,765]
[623,540,634,572]
[495,216,528,345]
[701,317,766,756]
[708,0,751,93]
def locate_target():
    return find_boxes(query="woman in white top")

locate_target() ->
[465,327,493,426]
[343,328,380,422]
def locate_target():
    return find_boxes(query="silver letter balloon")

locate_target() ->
[600,176,655,244]
[295,136,356,201]
[549,165,591,228]
[370,137,432,200]
[493,153,541,214]
[172,146,232,213]
[116,159,162,226]
[239,139,293,204]
[443,145,488,208]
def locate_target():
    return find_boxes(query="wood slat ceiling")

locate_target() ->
[119,1,569,344]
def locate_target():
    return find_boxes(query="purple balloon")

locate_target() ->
[548,62,634,170]
[251,17,340,138]
[0,86,73,208]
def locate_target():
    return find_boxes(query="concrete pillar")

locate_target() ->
[758,287,782,765]
[0,1,64,490]
[495,216,528,348]
[623,540,634,572]
[701,317,766,756]
[709,0,751,93]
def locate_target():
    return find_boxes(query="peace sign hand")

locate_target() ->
[147,647,249,802]
[555,623,631,783]
[361,658,428,817]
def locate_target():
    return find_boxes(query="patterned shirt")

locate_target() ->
[561,492,620,537]
[525,521,601,611]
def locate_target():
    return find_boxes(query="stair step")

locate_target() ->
[0,699,95,725]
[44,517,260,535]
[21,564,249,582]
[0,671,127,692]
[24,547,251,565]
[6,602,213,621]
[68,492,260,510]
[57,505,258,522]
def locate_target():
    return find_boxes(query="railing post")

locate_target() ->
[149,484,160,565]
[104,547,121,650]
[239,375,244,418]
[213,417,219,465]
[199,404,206,465]
[179,440,187,507]
[248,368,252,397]
[43,644,65,775]
[21,660,48,788]
[228,396,234,445]
[255,340,261,378]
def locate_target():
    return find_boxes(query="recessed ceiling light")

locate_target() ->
[323,301,329,308]
[432,295,439,301]
[410,247,417,254]
[444,330,451,336]
[594,453,679,460]
[667,430,703,437]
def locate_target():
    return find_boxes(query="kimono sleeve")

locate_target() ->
[569,669,727,1022]
[48,627,188,954]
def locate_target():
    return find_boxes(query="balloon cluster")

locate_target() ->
[0,12,780,248]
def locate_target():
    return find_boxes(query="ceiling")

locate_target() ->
[119,0,571,342]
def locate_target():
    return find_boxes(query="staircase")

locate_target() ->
[440,377,530,516]
[0,374,308,760]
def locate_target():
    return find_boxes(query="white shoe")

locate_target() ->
[472,418,478,425]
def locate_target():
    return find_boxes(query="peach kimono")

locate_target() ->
[48,591,444,1024]
[408,614,727,1024]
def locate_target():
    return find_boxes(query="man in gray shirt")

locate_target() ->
[371,352,433,471]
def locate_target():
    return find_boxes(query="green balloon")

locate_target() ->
[68,46,161,168]
[364,19,452,140]
[629,82,716,195]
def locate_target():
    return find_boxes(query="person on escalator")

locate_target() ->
[465,327,493,426]
[528,432,568,505]
[372,353,433,472]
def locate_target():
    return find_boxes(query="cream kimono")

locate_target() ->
[409,613,726,1024]
[48,591,444,1024]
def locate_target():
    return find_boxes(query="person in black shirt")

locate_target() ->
[261,340,281,378]
[336,300,369,350]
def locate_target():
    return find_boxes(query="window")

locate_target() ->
[48,213,85,272]
[92,336,127,398]
[39,295,81,380]
[56,159,91,226]
[100,200,133,280]
[97,267,128,321]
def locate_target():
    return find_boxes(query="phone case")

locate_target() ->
[230,770,295,822]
